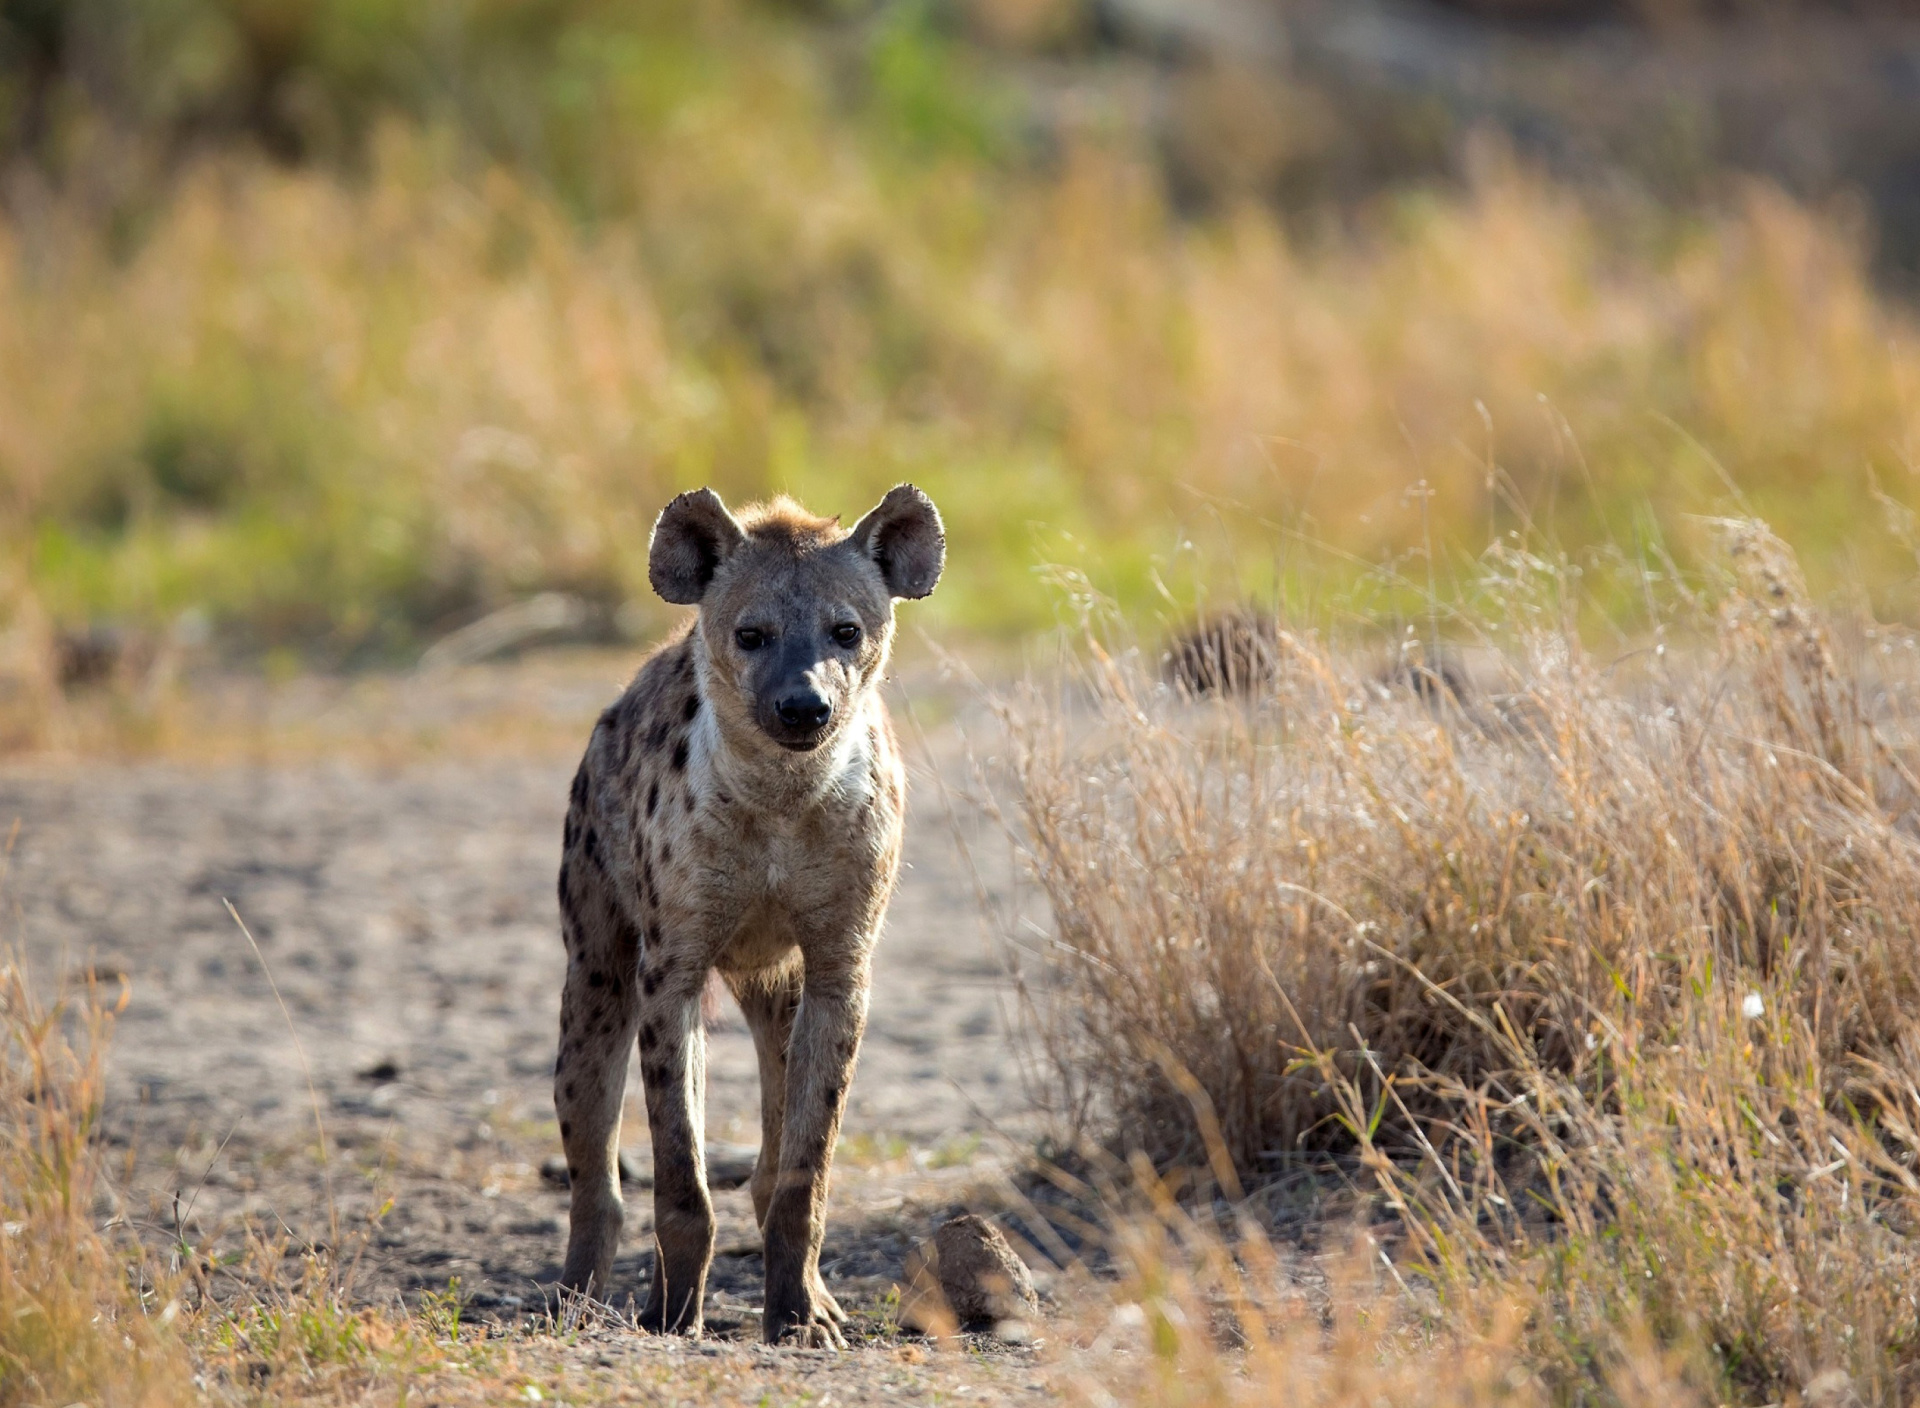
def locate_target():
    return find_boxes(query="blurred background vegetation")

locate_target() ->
[5,0,1920,668]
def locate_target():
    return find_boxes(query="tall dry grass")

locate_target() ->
[0,960,191,1405]
[1001,520,1920,1402]
[1052,1204,1716,1408]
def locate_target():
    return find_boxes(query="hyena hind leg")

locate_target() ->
[728,965,800,1233]
[554,866,642,1300]
[730,964,846,1328]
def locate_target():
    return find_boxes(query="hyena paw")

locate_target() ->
[765,1293,848,1350]
[636,1292,703,1337]
[811,1277,848,1326]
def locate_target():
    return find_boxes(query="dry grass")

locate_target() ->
[1048,1203,1713,1408]
[999,520,1920,1402]
[0,960,191,1405]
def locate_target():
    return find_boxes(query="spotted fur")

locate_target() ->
[553,484,944,1347]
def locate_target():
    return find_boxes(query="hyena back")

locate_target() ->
[553,484,944,1347]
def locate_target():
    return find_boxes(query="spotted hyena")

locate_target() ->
[552,484,944,1347]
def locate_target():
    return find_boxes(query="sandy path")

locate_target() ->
[0,691,1047,1376]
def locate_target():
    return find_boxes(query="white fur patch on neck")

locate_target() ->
[697,687,877,818]
[822,713,878,809]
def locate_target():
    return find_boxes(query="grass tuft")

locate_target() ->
[0,959,192,1406]
[1002,519,1920,1401]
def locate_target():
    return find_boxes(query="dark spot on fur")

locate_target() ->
[639,1022,656,1049]
[583,827,603,871]
[682,788,695,812]
[643,969,661,996]
[648,719,671,752]
[570,766,589,806]
[647,922,661,947]
[647,781,659,818]
[660,841,673,865]
[589,971,606,988]
[565,1082,577,1098]
[670,738,688,772]
[716,790,732,807]
[561,1120,571,1138]
[682,694,700,723]
[557,863,573,908]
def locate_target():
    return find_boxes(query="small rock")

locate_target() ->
[707,1141,759,1191]
[901,1214,1039,1336]
[539,1148,754,1190]
[54,626,128,690]
[1163,609,1281,696]
[356,1058,402,1084]
[540,1153,647,1187]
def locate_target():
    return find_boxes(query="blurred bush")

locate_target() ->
[1,0,1918,667]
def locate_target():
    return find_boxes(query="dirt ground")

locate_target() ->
[4,655,1069,1403]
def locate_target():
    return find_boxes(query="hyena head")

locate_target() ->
[647,484,944,754]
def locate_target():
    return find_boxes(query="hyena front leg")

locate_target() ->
[761,955,870,1348]
[554,854,641,1300]
[635,959,715,1335]
[732,966,847,1329]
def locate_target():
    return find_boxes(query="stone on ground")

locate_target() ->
[902,1214,1039,1337]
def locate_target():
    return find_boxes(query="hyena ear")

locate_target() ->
[850,484,945,601]
[649,488,747,606]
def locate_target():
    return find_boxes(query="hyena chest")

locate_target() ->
[696,809,873,973]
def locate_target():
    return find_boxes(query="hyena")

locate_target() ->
[552,484,944,1347]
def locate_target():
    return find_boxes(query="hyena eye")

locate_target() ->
[735,627,766,651]
[832,623,862,647]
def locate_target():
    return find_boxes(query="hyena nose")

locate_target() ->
[775,692,832,731]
